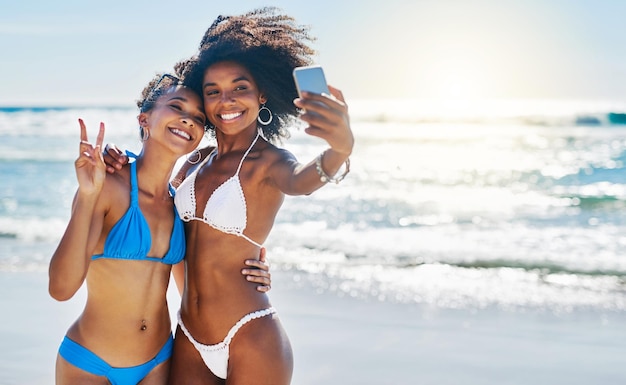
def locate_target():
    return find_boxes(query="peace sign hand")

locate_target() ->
[75,119,106,196]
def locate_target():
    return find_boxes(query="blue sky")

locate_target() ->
[2,0,626,105]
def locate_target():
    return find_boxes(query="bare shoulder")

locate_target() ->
[252,143,300,191]
[257,142,297,166]
[105,163,131,188]
[100,165,131,207]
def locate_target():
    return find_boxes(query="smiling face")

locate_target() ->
[202,61,266,136]
[141,86,206,156]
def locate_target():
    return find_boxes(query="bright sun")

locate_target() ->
[429,58,492,100]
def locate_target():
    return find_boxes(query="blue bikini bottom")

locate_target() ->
[58,334,173,385]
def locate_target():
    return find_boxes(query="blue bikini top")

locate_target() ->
[91,151,186,264]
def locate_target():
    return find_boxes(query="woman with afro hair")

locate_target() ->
[106,7,353,384]
[170,8,353,384]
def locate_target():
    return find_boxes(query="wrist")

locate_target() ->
[326,147,352,158]
[315,149,351,184]
[76,189,101,203]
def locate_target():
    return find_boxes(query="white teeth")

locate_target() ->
[220,112,242,121]
[171,128,191,140]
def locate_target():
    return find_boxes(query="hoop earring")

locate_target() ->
[140,126,150,142]
[257,104,273,126]
[187,149,202,165]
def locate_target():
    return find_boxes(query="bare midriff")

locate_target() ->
[179,220,271,344]
[65,259,172,367]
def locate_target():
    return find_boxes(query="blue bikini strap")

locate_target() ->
[126,151,139,205]
[124,150,176,201]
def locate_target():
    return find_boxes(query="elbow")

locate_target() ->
[285,183,317,197]
[48,281,76,302]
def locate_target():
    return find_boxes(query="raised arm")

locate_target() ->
[48,120,107,301]
[270,85,354,195]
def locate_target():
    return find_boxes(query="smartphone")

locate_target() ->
[293,65,330,97]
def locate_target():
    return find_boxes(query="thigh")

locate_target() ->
[168,326,223,385]
[55,353,109,385]
[227,314,293,385]
[138,359,170,385]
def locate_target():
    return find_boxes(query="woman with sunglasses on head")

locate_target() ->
[167,8,353,384]
[48,73,271,385]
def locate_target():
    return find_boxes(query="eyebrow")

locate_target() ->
[203,76,251,89]
[166,96,188,102]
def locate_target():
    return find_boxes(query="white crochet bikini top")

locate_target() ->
[174,132,262,247]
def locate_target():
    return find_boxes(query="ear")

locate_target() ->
[137,113,149,127]
[259,94,267,105]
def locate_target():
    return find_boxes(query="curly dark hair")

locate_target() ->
[176,7,315,142]
[137,74,181,113]
[135,65,206,139]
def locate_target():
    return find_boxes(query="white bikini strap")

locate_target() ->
[223,307,276,345]
[238,233,263,248]
[178,308,275,349]
[235,132,260,176]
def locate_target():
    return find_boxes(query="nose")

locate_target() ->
[180,116,194,127]
[220,90,235,103]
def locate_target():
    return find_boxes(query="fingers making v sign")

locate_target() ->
[75,119,107,195]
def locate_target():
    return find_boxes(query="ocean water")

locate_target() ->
[2,99,626,314]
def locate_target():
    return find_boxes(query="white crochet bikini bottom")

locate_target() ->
[177,308,276,379]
